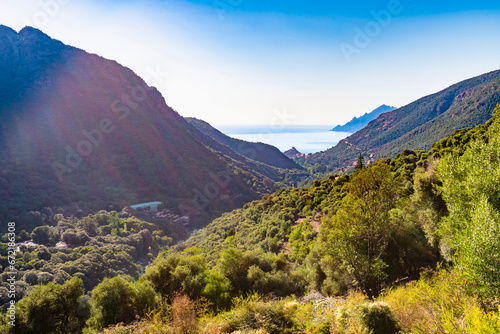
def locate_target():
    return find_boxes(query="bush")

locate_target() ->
[335,292,400,334]
[201,295,297,334]
[462,303,500,333]
[382,269,468,333]
[437,105,500,302]
[171,294,199,334]
[358,302,400,334]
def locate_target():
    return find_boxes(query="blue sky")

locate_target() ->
[1,0,500,126]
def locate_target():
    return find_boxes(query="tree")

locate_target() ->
[355,153,365,172]
[31,225,59,245]
[321,161,402,298]
[17,230,30,242]
[36,245,51,261]
[217,248,250,293]
[409,164,447,247]
[87,276,143,329]
[202,269,232,309]
[437,105,500,301]
[145,250,208,300]
[76,217,98,237]
[30,226,51,244]
[13,277,87,334]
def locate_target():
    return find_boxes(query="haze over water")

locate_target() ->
[219,126,352,154]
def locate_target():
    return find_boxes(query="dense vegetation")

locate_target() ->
[297,70,500,177]
[2,24,500,334]
[3,100,500,333]
[0,25,305,231]
[0,208,184,314]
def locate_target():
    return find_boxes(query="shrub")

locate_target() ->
[382,269,469,333]
[462,303,500,333]
[358,302,400,334]
[201,295,297,334]
[437,105,500,302]
[334,292,400,334]
[171,294,199,334]
[9,277,87,334]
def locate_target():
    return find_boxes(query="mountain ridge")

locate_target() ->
[331,104,396,133]
[185,117,303,171]
[296,69,500,172]
[0,26,302,228]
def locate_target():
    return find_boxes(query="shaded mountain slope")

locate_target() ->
[185,117,302,170]
[0,26,297,226]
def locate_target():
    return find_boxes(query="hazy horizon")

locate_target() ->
[1,1,500,126]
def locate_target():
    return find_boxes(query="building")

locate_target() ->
[130,201,163,211]
[56,241,68,249]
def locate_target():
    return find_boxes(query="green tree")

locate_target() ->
[409,164,447,247]
[87,276,151,329]
[202,269,232,309]
[355,153,365,172]
[12,277,87,334]
[30,226,52,244]
[217,248,251,293]
[145,250,208,300]
[437,105,500,301]
[321,161,402,298]
[76,217,98,237]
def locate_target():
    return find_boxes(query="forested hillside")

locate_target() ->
[3,102,499,333]
[298,70,500,175]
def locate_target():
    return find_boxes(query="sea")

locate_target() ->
[217,125,352,154]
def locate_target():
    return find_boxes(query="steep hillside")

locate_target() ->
[298,70,500,172]
[181,105,499,261]
[185,117,303,170]
[0,26,298,227]
[179,106,498,302]
[331,104,396,133]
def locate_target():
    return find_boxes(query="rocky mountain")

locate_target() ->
[297,70,500,172]
[331,104,396,133]
[0,25,303,227]
[284,147,303,159]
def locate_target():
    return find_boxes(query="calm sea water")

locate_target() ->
[218,125,352,154]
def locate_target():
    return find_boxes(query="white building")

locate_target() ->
[130,201,163,211]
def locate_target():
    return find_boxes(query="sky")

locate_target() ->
[1,0,500,126]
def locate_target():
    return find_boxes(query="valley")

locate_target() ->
[1,2,500,332]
